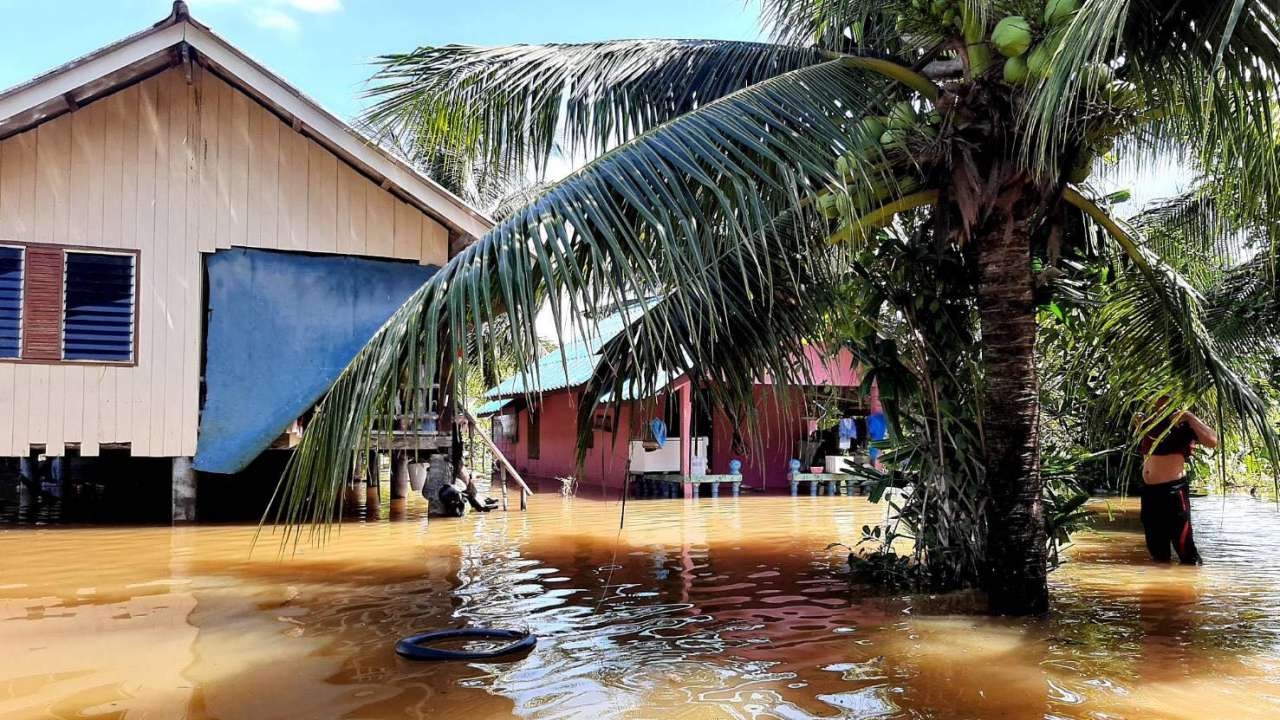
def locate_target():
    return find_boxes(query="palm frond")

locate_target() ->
[575,209,855,456]
[1065,190,1279,461]
[273,59,925,535]
[1025,0,1280,194]
[363,40,828,175]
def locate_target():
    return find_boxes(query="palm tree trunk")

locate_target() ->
[976,183,1049,616]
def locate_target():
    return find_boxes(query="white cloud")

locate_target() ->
[190,0,343,35]
[250,7,301,33]
[283,0,342,12]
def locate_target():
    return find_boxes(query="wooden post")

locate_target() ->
[499,464,508,511]
[461,409,533,505]
[678,381,693,499]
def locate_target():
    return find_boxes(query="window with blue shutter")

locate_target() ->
[63,251,135,362]
[0,246,21,359]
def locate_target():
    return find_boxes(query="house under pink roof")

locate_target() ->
[478,318,881,497]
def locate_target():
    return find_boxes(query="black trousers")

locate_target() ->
[1140,478,1201,564]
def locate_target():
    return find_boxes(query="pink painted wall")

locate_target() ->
[709,386,811,491]
[491,391,638,495]
[759,347,861,387]
[490,348,875,494]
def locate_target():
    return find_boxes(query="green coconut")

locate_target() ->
[1003,56,1029,84]
[992,16,1033,58]
[880,128,906,147]
[858,116,888,144]
[816,191,842,218]
[1026,43,1053,78]
[1105,80,1140,110]
[1068,153,1094,183]
[1078,62,1115,93]
[888,101,918,129]
[1044,0,1080,26]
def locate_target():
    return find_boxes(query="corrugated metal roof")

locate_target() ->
[473,398,512,416]
[484,309,650,398]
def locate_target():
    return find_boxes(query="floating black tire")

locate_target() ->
[395,628,536,661]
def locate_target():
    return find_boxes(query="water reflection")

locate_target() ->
[1,495,1279,718]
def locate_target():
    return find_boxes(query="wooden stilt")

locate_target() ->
[499,465,508,511]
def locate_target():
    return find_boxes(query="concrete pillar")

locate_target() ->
[171,456,196,523]
[424,453,453,515]
[17,454,36,511]
[390,451,410,500]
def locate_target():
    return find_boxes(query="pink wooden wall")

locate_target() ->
[491,390,637,495]
[490,347,878,494]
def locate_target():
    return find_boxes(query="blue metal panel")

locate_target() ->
[0,247,23,359]
[195,248,438,474]
[63,252,135,361]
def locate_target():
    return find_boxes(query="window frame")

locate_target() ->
[525,405,540,460]
[0,244,24,360]
[0,241,141,367]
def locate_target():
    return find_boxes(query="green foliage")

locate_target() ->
[277,1,1280,616]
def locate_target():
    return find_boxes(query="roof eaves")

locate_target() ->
[0,2,495,242]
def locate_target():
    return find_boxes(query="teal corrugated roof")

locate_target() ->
[484,308,648,398]
[473,398,512,416]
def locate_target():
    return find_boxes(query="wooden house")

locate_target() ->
[478,311,881,497]
[0,3,491,518]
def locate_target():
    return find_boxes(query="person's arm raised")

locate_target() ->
[1180,411,1220,449]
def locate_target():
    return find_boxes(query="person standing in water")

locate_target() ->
[1138,399,1218,564]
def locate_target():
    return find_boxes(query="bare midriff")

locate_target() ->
[1143,452,1188,485]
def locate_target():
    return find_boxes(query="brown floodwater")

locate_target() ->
[2,493,1280,719]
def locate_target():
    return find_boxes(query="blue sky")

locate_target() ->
[0,0,1185,209]
[0,0,764,121]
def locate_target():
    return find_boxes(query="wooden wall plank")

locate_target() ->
[36,117,72,246]
[180,78,202,457]
[10,364,30,453]
[27,365,49,451]
[246,102,280,250]
[364,176,394,257]
[277,122,309,250]
[81,366,101,456]
[393,199,421,260]
[334,162,362,255]
[0,363,12,456]
[115,85,140,445]
[226,90,250,248]
[0,139,19,240]
[161,71,189,456]
[130,76,161,456]
[15,131,37,243]
[420,215,448,267]
[62,365,84,457]
[213,76,233,250]
[306,139,337,253]
[101,93,124,249]
[195,66,220,253]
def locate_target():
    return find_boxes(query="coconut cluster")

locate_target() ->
[991,0,1080,83]
[984,1,1141,182]
[898,0,967,34]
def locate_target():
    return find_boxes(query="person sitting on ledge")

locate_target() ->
[435,466,499,517]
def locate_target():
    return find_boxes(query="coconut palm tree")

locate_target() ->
[275,0,1280,615]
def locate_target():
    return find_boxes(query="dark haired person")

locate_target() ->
[1138,401,1218,564]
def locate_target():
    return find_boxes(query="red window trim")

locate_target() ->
[0,240,141,367]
